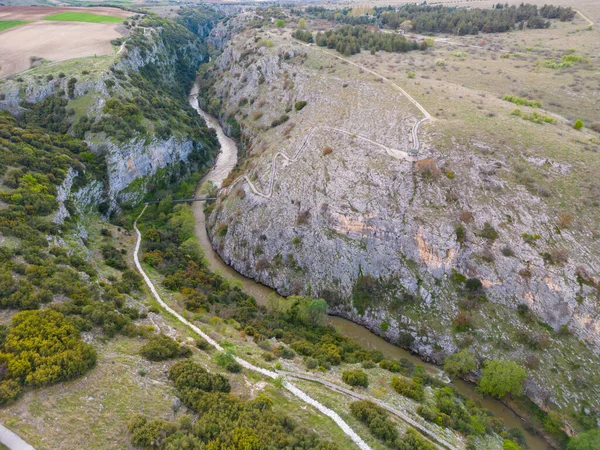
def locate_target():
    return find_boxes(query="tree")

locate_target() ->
[275,19,285,28]
[573,119,584,130]
[567,429,600,450]
[307,299,327,326]
[477,360,527,398]
[297,18,307,30]
[444,349,477,378]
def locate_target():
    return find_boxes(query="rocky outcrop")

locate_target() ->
[101,135,196,204]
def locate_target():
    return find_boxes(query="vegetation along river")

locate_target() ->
[188,84,549,450]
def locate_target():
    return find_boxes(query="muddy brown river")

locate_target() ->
[188,86,549,450]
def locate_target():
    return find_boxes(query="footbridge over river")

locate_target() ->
[144,196,216,205]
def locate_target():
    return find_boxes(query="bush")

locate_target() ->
[294,101,307,111]
[350,400,398,445]
[140,334,181,361]
[573,119,583,130]
[305,357,318,369]
[271,115,289,128]
[399,427,436,450]
[444,349,477,378]
[0,380,21,406]
[0,310,96,387]
[215,351,242,373]
[479,222,498,241]
[379,359,401,372]
[361,360,376,369]
[391,376,424,401]
[168,360,230,395]
[342,369,369,388]
[128,415,177,449]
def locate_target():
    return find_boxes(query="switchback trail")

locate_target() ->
[240,125,416,199]
[133,205,371,450]
[237,40,432,200]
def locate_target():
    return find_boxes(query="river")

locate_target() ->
[188,85,549,450]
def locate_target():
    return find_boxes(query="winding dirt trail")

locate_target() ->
[133,205,371,450]
[240,125,415,199]
[234,41,433,200]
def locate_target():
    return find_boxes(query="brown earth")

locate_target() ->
[0,6,130,78]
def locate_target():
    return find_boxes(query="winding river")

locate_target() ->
[188,85,549,450]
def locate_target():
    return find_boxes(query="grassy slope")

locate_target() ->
[43,12,123,23]
[0,20,29,32]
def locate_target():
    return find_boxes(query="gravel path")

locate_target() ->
[133,205,371,450]
[0,424,35,450]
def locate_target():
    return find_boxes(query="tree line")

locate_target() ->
[299,3,575,36]
[293,25,428,56]
[378,4,575,35]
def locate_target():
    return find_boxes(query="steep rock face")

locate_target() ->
[204,27,600,416]
[101,136,196,204]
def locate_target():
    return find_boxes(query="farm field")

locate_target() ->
[43,12,124,23]
[0,6,130,78]
[0,20,28,32]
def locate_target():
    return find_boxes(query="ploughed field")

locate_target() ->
[0,6,130,78]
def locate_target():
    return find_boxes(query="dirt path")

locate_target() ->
[575,9,594,27]
[0,424,35,450]
[133,205,371,450]
[307,44,432,120]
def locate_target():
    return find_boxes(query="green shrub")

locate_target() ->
[294,101,307,111]
[399,428,436,450]
[479,222,498,241]
[350,400,398,445]
[502,94,542,108]
[391,376,424,401]
[0,310,96,387]
[567,429,600,450]
[342,369,369,388]
[140,334,181,361]
[168,360,230,395]
[215,351,242,373]
[0,380,22,406]
[443,349,477,378]
[270,114,289,128]
[379,359,401,372]
[573,119,583,130]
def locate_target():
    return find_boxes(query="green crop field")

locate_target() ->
[0,20,29,32]
[43,12,123,24]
